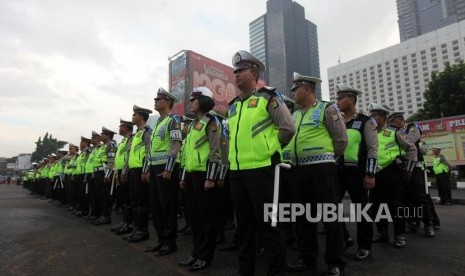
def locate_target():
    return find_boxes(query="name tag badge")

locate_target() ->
[248,98,259,108]
[352,121,362,129]
[194,122,204,131]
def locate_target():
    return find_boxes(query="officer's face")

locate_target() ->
[189,98,200,113]
[391,116,405,128]
[234,68,254,90]
[336,96,351,112]
[292,85,309,105]
[154,97,168,111]
[370,113,386,128]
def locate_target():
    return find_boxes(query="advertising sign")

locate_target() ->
[416,115,465,166]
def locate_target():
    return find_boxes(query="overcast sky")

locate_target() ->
[0,0,400,157]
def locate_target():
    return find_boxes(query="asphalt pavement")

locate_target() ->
[1,184,464,276]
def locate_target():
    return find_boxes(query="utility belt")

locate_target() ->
[415,161,424,168]
[94,166,105,172]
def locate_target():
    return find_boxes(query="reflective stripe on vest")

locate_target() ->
[85,147,99,174]
[150,115,173,165]
[345,129,362,163]
[228,94,281,170]
[75,151,88,175]
[377,128,403,170]
[433,157,449,175]
[93,144,108,168]
[114,138,129,170]
[129,129,147,169]
[293,101,335,166]
[64,155,77,175]
[184,115,212,172]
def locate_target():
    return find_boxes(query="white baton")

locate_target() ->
[272,163,291,227]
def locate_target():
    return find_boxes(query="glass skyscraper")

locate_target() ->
[249,0,321,98]
[397,0,465,42]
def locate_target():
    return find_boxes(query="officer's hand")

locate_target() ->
[217,179,225,188]
[141,172,149,183]
[363,175,375,189]
[402,171,412,183]
[204,180,215,190]
[161,171,172,181]
[179,180,185,190]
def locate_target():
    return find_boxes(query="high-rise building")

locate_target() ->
[397,0,465,42]
[328,21,465,118]
[249,0,321,98]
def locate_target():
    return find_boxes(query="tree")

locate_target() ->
[31,132,67,162]
[410,61,465,121]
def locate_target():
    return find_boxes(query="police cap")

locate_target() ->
[290,72,322,91]
[155,87,179,103]
[388,111,405,121]
[336,83,362,99]
[119,118,133,126]
[101,126,117,135]
[133,105,153,115]
[368,103,390,115]
[190,86,213,100]
[232,50,265,73]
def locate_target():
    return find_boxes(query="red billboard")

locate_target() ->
[169,50,265,115]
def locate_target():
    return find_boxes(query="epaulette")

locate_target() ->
[228,96,240,106]
[170,114,181,124]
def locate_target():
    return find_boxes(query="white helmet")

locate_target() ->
[367,103,390,115]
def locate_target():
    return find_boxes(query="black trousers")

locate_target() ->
[279,167,295,243]
[185,171,219,262]
[86,174,96,215]
[130,168,150,231]
[372,163,406,236]
[149,164,179,245]
[405,168,433,226]
[230,166,286,276]
[100,171,115,218]
[294,163,345,269]
[79,174,90,214]
[117,170,133,224]
[218,171,234,233]
[91,171,104,217]
[338,166,373,250]
[436,173,452,204]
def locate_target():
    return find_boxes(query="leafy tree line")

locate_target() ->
[407,61,465,122]
[31,132,67,162]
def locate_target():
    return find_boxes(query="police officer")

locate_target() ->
[124,105,152,243]
[177,87,221,271]
[404,122,436,237]
[432,146,453,205]
[111,119,134,234]
[228,50,295,276]
[93,127,117,225]
[287,73,347,276]
[75,136,92,217]
[370,106,417,248]
[64,143,79,212]
[279,95,297,247]
[335,84,378,261]
[84,131,102,221]
[144,88,182,256]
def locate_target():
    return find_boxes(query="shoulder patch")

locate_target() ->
[269,98,279,109]
[329,106,339,121]
[383,130,391,137]
[369,117,378,130]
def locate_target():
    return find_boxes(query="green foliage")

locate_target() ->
[409,61,465,121]
[31,132,67,162]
